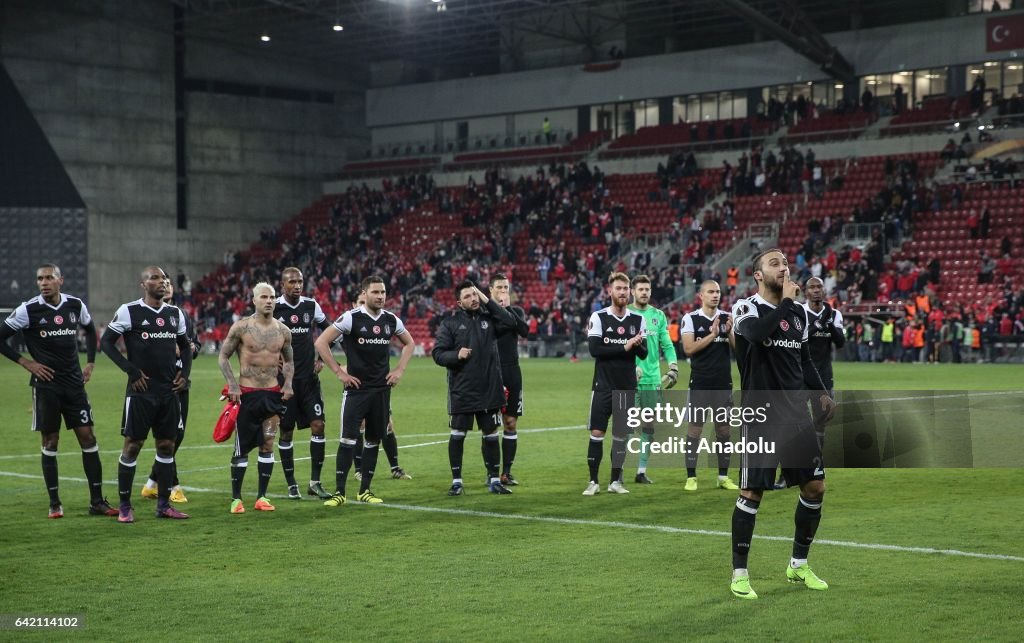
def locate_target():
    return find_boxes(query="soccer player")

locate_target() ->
[315,276,414,506]
[729,249,835,600]
[0,264,117,519]
[101,265,193,522]
[141,278,200,503]
[350,293,412,482]
[583,272,648,496]
[628,274,678,484]
[218,282,294,514]
[489,273,529,486]
[680,280,739,491]
[432,280,517,496]
[272,267,332,500]
[802,276,844,445]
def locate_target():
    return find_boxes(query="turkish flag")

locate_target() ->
[987,15,1024,52]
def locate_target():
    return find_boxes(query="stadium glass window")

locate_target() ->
[632,99,658,128]
[672,97,686,123]
[913,67,948,101]
[685,95,700,122]
[1003,61,1024,99]
[967,0,1015,12]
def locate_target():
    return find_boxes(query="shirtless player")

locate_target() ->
[218,282,294,514]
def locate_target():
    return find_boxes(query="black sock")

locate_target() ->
[685,434,699,477]
[310,436,326,482]
[448,432,466,480]
[793,495,823,560]
[257,453,274,498]
[118,457,137,505]
[360,443,379,494]
[610,436,626,484]
[732,496,760,569]
[172,429,185,487]
[717,435,731,476]
[482,433,500,480]
[279,440,296,486]
[354,434,364,471]
[336,442,354,496]
[155,455,174,503]
[587,437,603,484]
[501,430,517,475]
[383,432,399,469]
[41,449,60,504]
[81,447,103,503]
[231,457,247,499]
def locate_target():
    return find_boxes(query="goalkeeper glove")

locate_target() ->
[662,364,679,389]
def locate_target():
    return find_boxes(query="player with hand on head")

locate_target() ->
[432,280,518,496]
[729,249,835,600]
[627,274,677,484]
[0,264,116,519]
[315,276,414,506]
[140,278,200,503]
[680,280,738,491]
[218,282,294,514]
[489,272,529,486]
[583,272,648,496]
[101,266,193,522]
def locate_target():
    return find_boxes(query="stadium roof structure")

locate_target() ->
[168,0,948,83]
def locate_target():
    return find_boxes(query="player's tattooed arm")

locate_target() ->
[218,322,243,401]
[279,326,294,401]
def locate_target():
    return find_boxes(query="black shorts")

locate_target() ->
[501,364,524,418]
[281,377,325,431]
[687,388,734,422]
[235,388,286,456]
[32,385,93,433]
[121,392,182,441]
[737,422,825,491]
[588,389,631,436]
[342,388,390,443]
[449,408,502,433]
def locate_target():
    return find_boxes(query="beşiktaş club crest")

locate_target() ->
[481,320,489,330]
[70,313,77,324]
[629,325,636,335]
[170,315,177,327]
[303,313,310,324]
[384,324,391,335]
[794,317,802,331]
[779,320,790,331]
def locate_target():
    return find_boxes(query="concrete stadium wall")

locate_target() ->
[0,0,364,316]
[368,11,1011,128]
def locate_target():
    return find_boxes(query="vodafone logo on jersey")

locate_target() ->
[141,331,177,340]
[358,337,391,345]
[54,315,64,325]
[763,338,801,349]
[604,337,630,345]
[39,328,77,338]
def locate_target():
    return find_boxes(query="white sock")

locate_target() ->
[637,467,647,474]
[144,478,156,489]
[790,558,807,569]
[452,478,463,485]
[718,474,728,481]
[732,568,749,580]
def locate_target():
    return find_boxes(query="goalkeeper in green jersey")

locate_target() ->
[628,275,678,484]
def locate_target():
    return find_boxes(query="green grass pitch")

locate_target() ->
[0,357,1021,641]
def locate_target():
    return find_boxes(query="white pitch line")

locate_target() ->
[0,425,585,461]
[2,469,1021,563]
